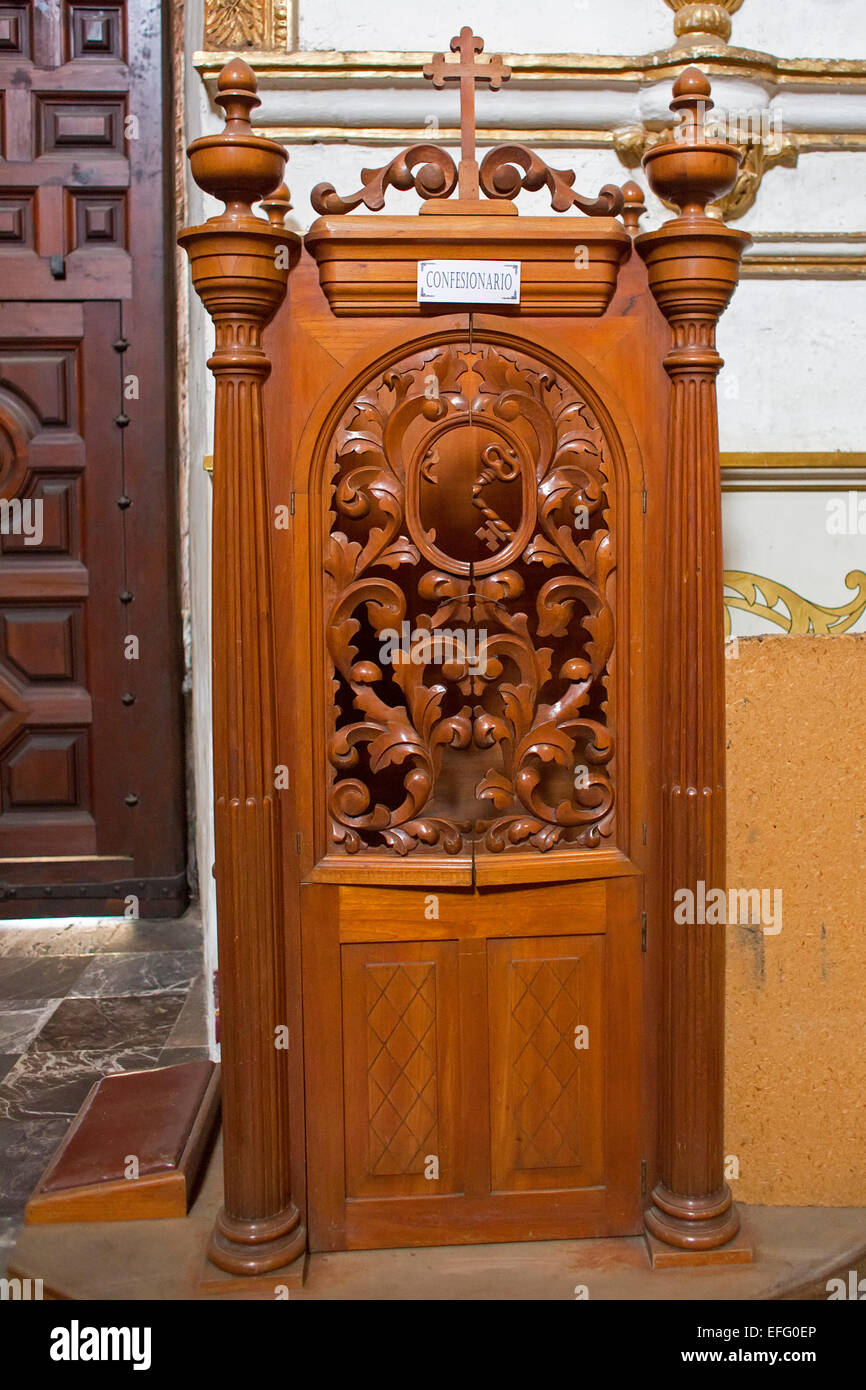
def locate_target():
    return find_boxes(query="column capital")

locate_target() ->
[635,68,750,331]
[178,59,299,330]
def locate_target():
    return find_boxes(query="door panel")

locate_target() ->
[0,304,103,860]
[0,1,185,915]
[342,939,461,1198]
[283,291,657,1251]
[488,934,604,1193]
[303,879,642,1251]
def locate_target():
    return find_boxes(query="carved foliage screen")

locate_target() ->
[321,338,619,865]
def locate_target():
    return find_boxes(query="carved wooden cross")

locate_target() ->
[423,27,511,200]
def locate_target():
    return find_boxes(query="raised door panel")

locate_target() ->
[341,939,461,1199]
[0,311,96,857]
[488,934,604,1192]
[0,0,131,299]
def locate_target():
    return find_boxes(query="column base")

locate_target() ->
[646,1225,754,1268]
[645,1183,752,1266]
[200,1247,308,1295]
[208,1203,307,1276]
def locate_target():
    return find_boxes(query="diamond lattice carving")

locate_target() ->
[510,958,583,1168]
[365,962,438,1176]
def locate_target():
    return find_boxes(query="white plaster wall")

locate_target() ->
[297,0,672,56]
[294,0,866,61]
[734,153,866,236]
[717,281,866,452]
[734,0,866,60]
[184,0,218,1056]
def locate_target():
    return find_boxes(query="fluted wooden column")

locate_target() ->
[179,61,303,1275]
[636,68,750,1255]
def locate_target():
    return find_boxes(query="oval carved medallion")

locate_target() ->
[409,417,536,576]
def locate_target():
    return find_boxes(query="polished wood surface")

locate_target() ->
[301,878,642,1249]
[179,60,304,1276]
[636,68,750,1253]
[305,215,630,317]
[275,250,665,1251]
[185,49,748,1272]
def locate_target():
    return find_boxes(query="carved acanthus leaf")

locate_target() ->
[322,340,618,860]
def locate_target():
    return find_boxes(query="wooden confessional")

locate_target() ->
[180,31,751,1278]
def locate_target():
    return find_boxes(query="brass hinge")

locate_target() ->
[642,488,647,514]
[641,911,647,952]
[290,493,295,515]
[296,831,301,853]
[641,1158,647,1196]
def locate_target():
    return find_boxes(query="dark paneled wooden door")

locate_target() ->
[0,2,185,916]
[297,329,646,1249]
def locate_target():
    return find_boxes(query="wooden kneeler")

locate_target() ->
[25,1061,221,1224]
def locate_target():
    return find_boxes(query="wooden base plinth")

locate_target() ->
[645,1222,754,1269]
[199,1249,308,1298]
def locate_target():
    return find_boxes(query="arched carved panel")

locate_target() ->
[318,337,621,867]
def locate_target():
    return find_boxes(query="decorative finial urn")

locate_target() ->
[641,67,742,218]
[179,59,299,328]
[186,57,286,220]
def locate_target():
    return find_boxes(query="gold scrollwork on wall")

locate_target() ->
[203,0,290,50]
[723,570,866,636]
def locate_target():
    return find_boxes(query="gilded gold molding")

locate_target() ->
[721,452,866,469]
[721,453,866,487]
[194,49,866,90]
[740,253,866,279]
[737,234,866,280]
[252,123,866,157]
[723,571,866,636]
[195,46,866,185]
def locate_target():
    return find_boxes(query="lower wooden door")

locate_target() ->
[302,875,642,1250]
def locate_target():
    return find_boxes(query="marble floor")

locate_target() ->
[0,908,207,1275]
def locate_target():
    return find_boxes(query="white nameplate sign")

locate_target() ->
[417,259,521,306]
